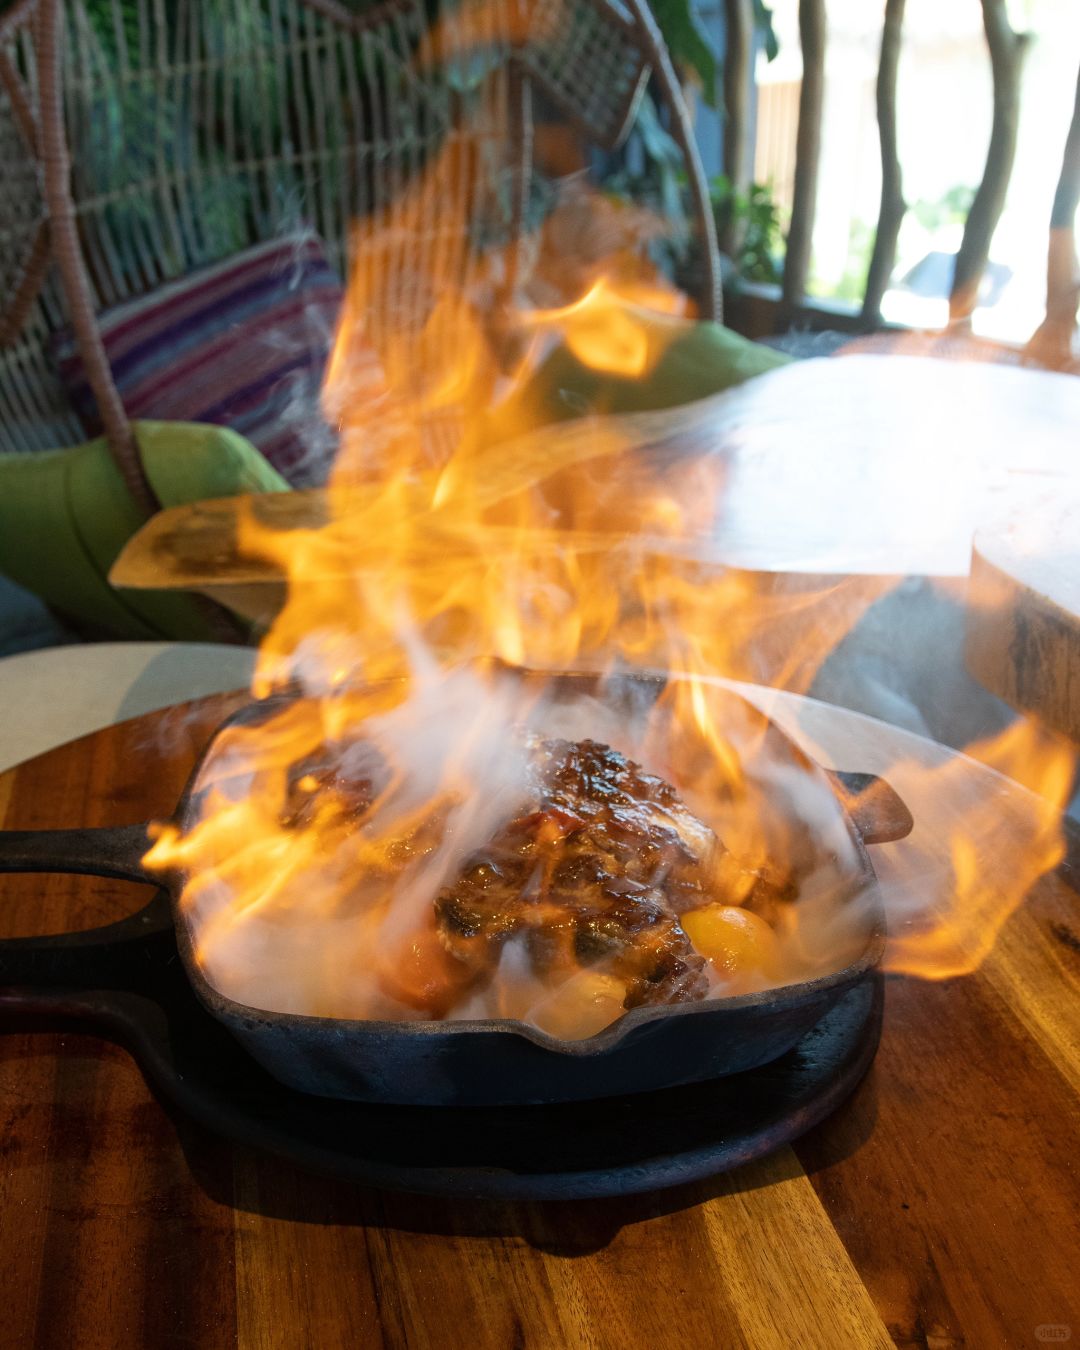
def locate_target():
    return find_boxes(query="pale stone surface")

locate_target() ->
[0,642,255,774]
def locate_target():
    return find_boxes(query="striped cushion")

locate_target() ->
[52,236,349,486]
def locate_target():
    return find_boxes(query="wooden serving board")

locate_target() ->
[967,498,1080,741]
[109,357,1080,621]
[0,698,1079,1349]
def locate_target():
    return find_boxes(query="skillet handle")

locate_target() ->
[0,823,156,886]
[0,824,166,990]
[828,772,914,846]
[0,892,172,992]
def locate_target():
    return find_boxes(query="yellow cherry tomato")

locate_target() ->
[529,971,627,1041]
[682,904,781,980]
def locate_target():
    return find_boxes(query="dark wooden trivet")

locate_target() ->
[0,890,881,1201]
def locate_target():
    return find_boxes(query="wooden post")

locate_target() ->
[721,0,753,256]
[860,0,905,329]
[949,0,1031,325]
[781,0,826,316]
[1025,62,1080,369]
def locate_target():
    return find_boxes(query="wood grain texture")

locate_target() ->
[109,358,1080,599]
[228,1149,892,1350]
[967,505,1080,740]
[0,699,1078,1349]
[0,697,246,1350]
[985,902,1080,1095]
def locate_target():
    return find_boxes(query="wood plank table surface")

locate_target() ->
[1,692,1079,1349]
[110,355,1080,633]
[967,496,1080,741]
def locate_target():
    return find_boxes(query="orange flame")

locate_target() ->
[143,128,1074,1034]
[878,717,1074,979]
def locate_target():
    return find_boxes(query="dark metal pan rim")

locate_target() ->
[0,675,904,1079]
[177,902,887,1058]
[167,679,897,1058]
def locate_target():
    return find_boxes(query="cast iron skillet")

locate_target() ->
[0,676,912,1107]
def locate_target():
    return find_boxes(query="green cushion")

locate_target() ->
[488,315,792,439]
[0,421,289,641]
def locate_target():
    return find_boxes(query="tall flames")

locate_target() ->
[144,154,1074,1036]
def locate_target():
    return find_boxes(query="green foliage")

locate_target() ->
[74,0,267,278]
[601,0,780,283]
[643,0,777,111]
[67,0,430,282]
[709,175,783,284]
[825,217,876,302]
[912,185,976,232]
[83,0,140,62]
[633,93,690,231]
[62,0,780,292]
[603,93,691,271]
[650,0,719,107]
[751,0,779,63]
[600,155,785,291]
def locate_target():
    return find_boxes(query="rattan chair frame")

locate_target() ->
[0,0,720,513]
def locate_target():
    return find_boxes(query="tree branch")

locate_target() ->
[949,0,1031,324]
[1025,62,1080,368]
[861,0,906,328]
[782,0,826,312]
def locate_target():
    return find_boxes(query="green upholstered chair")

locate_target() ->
[0,421,288,640]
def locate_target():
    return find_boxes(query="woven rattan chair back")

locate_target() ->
[0,0,719,509]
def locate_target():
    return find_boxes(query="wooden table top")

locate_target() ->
[110,356,1080,627]
[1,693,1079,1349]
[967,496,1080,741]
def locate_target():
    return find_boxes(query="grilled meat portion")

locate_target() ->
[435,737,715,1009]
[282,750,377,829]
[280,733,723,1015]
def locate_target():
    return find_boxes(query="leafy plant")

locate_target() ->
[708,174,783,284]
[645,0,778,110]
[602,93,692,270]
[752,0,779,62]
[650,0,720,107]
[825,217,876,302]
[912,185,976,233]
[595,0,780,284]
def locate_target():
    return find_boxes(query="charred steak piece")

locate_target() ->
[435,737,716,1009]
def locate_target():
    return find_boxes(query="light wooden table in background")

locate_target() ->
[968,497,1080,742]
[111,355,1080,632]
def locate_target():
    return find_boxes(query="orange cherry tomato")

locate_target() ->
[682,904,781,981]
